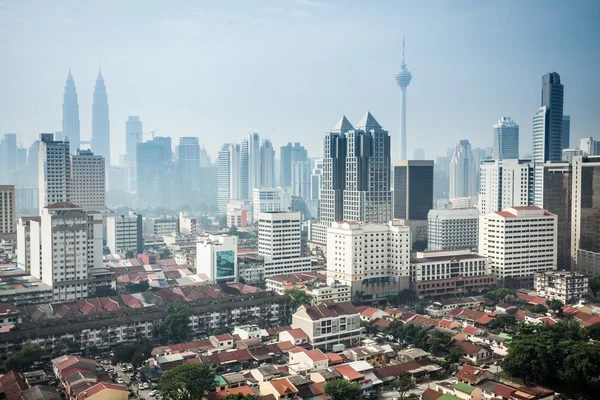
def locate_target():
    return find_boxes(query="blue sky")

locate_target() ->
[1,0,599,163]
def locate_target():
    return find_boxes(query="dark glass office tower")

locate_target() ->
[393,160,434,220]
[543,163,572,269]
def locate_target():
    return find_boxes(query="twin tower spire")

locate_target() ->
[62,70,111,164]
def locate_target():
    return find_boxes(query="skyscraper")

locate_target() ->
[449,140,477,198]
[125,116,142,162]
[280,142,307,187]
[217,143,241,213]
[247,133,261,195]
[543,162,572,269]
[70,149,106,210]
[62,71,80,153]
[395,37,412,160]
[91,70,111,165]
[0,185,15,234]
[309,113,392,244]
[0,133,17,184]
[136,141,166,207]
[178,137,201,204]
[479,159,534,215]
[38,133,71,214]
[571,156,600,268]
[563,115,571,149]
[260,139,275,188]
[240,139,249,199]
[392,160,434,220]
[492,117,519,160]
[533,72,564,207]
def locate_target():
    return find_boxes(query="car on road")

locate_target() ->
[149,390,159,397]
[142,382,150,390]
[116,378,124,384]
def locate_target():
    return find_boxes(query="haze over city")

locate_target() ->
[2,0,599,160]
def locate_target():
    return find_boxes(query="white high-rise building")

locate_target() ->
[449,140,477,199]
[217,143,241,213]
[248,133,261,195]
[292,160,310,199]
[427,208,480,251]
[532,106,548,207]
[253,187,292,221]
[17,216,40,274]
[30,202,103,301]
[258,211,302,259]
[258,211,314,277]
[70,149,106,210]
[38,133,71,214]
[327,221,411,300]
[492,117,519,160]
[479,206,557,284]
[196,234,238,282]
[107,212,143,257]
[478,159,534,215]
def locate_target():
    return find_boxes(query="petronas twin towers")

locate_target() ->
[62,70,111,164]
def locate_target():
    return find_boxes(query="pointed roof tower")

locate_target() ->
[356,112,381,130]
[332,115,354,133]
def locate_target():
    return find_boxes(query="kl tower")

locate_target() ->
[395,37,412,160]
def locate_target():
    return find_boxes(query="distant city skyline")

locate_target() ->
[1,1,599,162]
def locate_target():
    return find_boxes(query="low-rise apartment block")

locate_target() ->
[535,271,589,304]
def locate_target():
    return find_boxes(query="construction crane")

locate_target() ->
[130,130,160,141]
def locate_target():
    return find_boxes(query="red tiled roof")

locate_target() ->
[275,341,295,352]
[334,364,363,381]
[456,365,486,384]
[492,384,516,398]
[450,340,483,356]
[0,371,27,400]
[437,319,456,328]
[517,293,547,306]
[422,388,444,400]
[475,313,496,325]
[215,333,233,341]
[462,326,479,335]
[79,382,128,398]
[326,353,343,363]
[304,349,328,362]
[538,317,557,325]
[284,328,308,340]
[372,318,390,328]
[269,378,298,395]
[206,386,255,400]
[45,202,81,209]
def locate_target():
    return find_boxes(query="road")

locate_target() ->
[102,361,157,400]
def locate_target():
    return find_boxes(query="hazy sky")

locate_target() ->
[1,0,599,163]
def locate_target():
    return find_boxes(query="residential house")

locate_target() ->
[456,365,495,385]
[278,328,309,346]
[356,306,389,322]
[448,340,491,363]
[259,377,298,399]
[288,349,329,374]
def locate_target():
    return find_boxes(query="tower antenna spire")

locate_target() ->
[402,35,405,65]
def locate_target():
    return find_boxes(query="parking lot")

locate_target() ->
[102,360,160,400]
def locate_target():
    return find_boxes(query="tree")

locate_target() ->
[389,372,415,399]
[533,304,547,314]
[126,280,150,293]
[228,226,238,235]
[488,314,516,331]
[157,363,215,400]
[546,299,564,314]
[223,394,259,400]
[154,306,192,343]
[4,344,43,372]
[125,251,135,259]
[199,216,212,229]
[285,289,314,310]
[485,288,517,303]
[112,341,152,369]
[218,215,227,229]
[92,285,118,298]
[414,304,425,315]
[589,275,600,298]
[159,248,172,260]
[57,338,80,355]
[324,379,362,400]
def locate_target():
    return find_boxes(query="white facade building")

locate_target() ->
[143,217,178,236]
[70,149,106,210]
[107,212,143,257]
[479,206,557,284]
[38,133,71,214]
[492,117,519,160]
[179,212,197,236]
[427,208,480,251]
[532,106,548,207]
[258,211,314,277]
[449,140,477,199]
[534,271,588,304]
[17,216,40,274]
[30,202,103,302]
[196,234,238,282]
[327,221,410,301]
[253,187,292,222]
[478,159,534,215]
